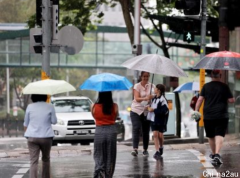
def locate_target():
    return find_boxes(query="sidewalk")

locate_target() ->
[0,134,239,159]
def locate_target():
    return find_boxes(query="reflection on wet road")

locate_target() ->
[50,149,204,178]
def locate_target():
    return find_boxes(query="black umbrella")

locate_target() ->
[193,51,240,71]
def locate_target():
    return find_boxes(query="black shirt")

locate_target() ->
[200,81,233,120]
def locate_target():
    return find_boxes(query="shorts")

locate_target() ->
[204,119,229,138]
[151,122,166,133]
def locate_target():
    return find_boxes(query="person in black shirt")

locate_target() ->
[195,70,235,165]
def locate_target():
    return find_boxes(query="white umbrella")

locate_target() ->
[23,79,76,95]
[121,54,187,77]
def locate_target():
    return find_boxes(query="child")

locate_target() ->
[147,84,169,159]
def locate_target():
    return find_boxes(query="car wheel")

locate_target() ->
[52,141,58,146]
[80,141,90,145]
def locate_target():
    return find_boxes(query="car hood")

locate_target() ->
[55,112,94,121]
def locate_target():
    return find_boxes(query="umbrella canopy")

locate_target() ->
[121,54,187,77]
[173,82,199,93]
[80,73,133,92]
[23,79,76,95]
[193,51,240,70]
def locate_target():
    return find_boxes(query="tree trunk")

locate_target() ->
[119,0,134,45]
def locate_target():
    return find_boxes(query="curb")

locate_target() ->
[119,137,208,146]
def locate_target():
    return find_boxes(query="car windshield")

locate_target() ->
[52,99,91,113]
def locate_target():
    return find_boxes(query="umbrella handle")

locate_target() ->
[150,74,154,95]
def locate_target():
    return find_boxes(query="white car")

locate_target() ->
[51,96,95,145]
[51,96,125,146]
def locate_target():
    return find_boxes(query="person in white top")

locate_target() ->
[130,71,155,157]
[147,84,169,159]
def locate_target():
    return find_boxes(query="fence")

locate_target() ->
[0,118,24,138]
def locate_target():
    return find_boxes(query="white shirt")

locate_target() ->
[147,95,168,122]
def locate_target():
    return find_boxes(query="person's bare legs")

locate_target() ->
[215,136,224,154]
[153,131,159,151]
[208,137,216,154]
[158,132,164,148]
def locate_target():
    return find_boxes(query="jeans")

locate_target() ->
[130,111,150,150]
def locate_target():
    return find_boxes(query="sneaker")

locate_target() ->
[143,150,149,156]
[131,150,138,156]
[153,151,161,159]
[209,153,215,160]
[159,147,164,156]
[214,154,223,164]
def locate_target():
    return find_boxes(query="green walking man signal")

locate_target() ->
[183,32,194,43]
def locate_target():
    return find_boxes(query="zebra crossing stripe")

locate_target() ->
[187,149,218,176]
[12,175,23,178]
[12,164,30,178]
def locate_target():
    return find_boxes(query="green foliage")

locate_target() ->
[0,108,25,121]
[0,0,35,23]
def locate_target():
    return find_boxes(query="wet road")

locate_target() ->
[49,149,204,178]
[0,139,239,178]
[0,147,209,178]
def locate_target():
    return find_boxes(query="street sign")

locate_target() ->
[183,32,194,43]
[58,26,84,55]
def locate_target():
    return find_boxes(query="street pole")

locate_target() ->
[41,0,51,79]
[6,40,10,121]
[199,0,207,144]
[219,0,229,84]
[133,0,142,84]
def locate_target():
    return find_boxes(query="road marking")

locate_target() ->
[12,163,30,178]
[12,175,23,178]
[16,168,29,174]
[187,149,218,177]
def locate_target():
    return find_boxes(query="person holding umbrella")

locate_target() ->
[195,70,235,164]
[91,91,119,178]
[130,71,155,157]
[24,94,57,178]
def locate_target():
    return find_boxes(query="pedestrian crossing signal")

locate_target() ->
[183,32,194,43]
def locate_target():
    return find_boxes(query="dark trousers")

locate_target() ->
[130,111,150,150]
[27,137,52,178]
[94,125,117,178]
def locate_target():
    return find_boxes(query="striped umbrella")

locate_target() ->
[193,51,240,71]
[173,82,199,93]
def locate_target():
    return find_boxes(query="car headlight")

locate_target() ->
[57,119,65,125]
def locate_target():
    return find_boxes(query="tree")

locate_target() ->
[0,0,35,23]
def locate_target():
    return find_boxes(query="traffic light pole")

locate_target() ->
[133,0,141,85]
[41,0,51,79]
[199,0,207,144]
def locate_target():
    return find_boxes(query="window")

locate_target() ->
[52,99,91,113]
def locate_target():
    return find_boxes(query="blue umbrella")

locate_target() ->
[173,82,199,93]
[80,73,133,92]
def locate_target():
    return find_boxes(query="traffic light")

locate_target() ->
[183,20,195,32]
[183,20,195,43]
[183,32,194,43]
[52,0,59,40]
[175,0,201,15]
[33,34,42,54]
[227,0,240,30]
[30,28,43,54]
[36,0,42,27]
